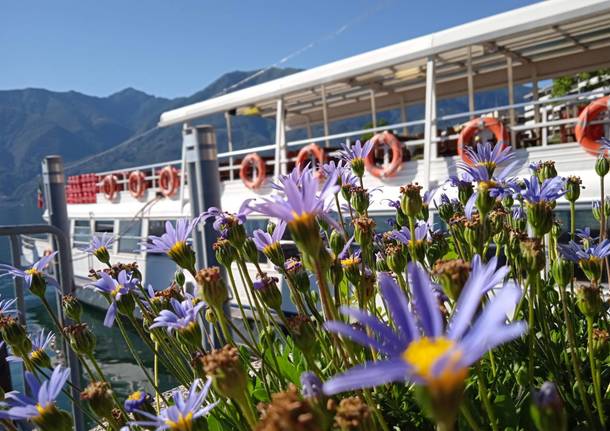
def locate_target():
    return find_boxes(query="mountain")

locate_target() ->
[0,68,528,205]
[0,67,300,203]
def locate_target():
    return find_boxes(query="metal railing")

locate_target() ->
[0,224,85,431]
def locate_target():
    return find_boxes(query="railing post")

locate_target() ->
[183,125,229,346]
[423,56,436,191]
[41,155,85,431]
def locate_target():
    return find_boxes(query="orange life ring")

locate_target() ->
[158,166,179,197]
[296,143,325,176]
[457,117,509,164]
[102,175,118,200]
[365,132,403,178]
[575,96,610,156]
[128,171,147,198]
[239,153,266,189]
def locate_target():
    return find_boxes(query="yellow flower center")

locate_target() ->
[165,412,193,431]
[35,402,53,417]
[402,337,467,392]
[111,285,123,298]
[289,211,315,226]
[31,349,44,361]
[341,256,361,267]
[263,242,281,255]
[476,161,497,172]
[170,241,188,255]
[128,391,142,401]
[25,268,41,276]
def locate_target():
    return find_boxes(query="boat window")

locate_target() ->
[243,218,268,235]
[94,220,115,234]
[118,220,142,254]
[73,220,92,248]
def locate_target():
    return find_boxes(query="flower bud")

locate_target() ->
[81,381,116,420]
[254,274,283,311]
[64,323,96,356]
[205,307,217,324]
[116,291,136,316]
[400,183,423,218]
[520,238,545,274]
[526,202,554,237]
[212,237,236,267]
[27,269,48,298]
[329,230,346,257]
[167,240,196,274]
[93,245,111,266]
[475,183,496,217]
[592,328,609,358]
[565,176,582,203]
[242,237,259,264]
[596,156,610,177]
[284,258,310,293]
[0,316,31,355]
[579,256,604,284]
[329,257,344,287]
[592,201,602,222]
[351,157,365,178]
[287,314,317,355]
[359,269,376,305]
[62,294,82,323]
[502,195,514,210]
[352,216,376,249]
[538,161,557,182]
[458,184,474,207]
[396,206,409,227]
[196,267,228,309]
[288,212,324,258]
[551,259,572,288]
[32,404,73,431]
[341,184,352,202]
[267,221,277,235]
[203,345,248,400]
[488,208,508,235]
[341,255,361,286]
[576,282,602,318]
[531,382,566,431]
[174,269,185,287]
[385,244,407,274]
[30,345,52,369]
[350,186,370,215]
[224,216,247,249]
[433,259,471,301]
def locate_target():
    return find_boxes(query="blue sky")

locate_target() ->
[1,0,541,98]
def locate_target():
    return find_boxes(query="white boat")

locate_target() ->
[25,0,610,314]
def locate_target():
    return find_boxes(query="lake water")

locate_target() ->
[0,202,176,424]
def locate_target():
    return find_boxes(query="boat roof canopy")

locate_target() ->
[159,0,610,129]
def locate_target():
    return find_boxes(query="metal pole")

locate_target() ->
[321,85,330,147]
[305,116,313,139]
[423,56,436,191]
[467,46,475,119]
[41,156,85,431]
[274,99,286,177]
[400,94,408,136]
[225,112,234,181]
[532,67,541,142]
[507,57,516,148]
[370,90,377,129]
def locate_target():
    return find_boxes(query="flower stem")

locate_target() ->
[475,364,498,431]
[587,317,605,428]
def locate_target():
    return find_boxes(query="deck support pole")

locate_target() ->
[321,85,330,147]
[184,125,229,347]
[423,56,436,192]
[532,67,541,142]
[225,112,235,180]
[41,155,85,431]
[400,94,408,136]
[507,57,516,148]
[370,89,377,129]
[274,98,286,176]
[467,46,475,119]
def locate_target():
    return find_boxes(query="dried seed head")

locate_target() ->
[256,384,321,431]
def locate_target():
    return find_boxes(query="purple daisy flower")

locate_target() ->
[142,218,200,254]
[520,176,565,204]
[576,227,597,243]
[558,239,610,262]
[339,140,374,163]
[81,232,114,255]
[129,378,217,430]
[0,365,70,422]
[461,164,519,219]
[391,221,430,244]
[201,199,253,233]
[252,167,340,228]
[322,262,525,395]
[0,297,17,316]
[0,251,59,294]
[301,372,324,399]
[7,329,55,364]
[124,390,152,413]
[460,141,514,175]
[149,296,205,333]
[252,220,287,252]
[88,270,138,327]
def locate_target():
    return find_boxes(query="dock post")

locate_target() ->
[184,125,229,346]
[41,156,85,431]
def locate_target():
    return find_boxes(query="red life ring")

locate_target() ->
[128,171,147,198]
[239,153,266,190]
[457,117,509,164]
[102,175,118,201]
[296,143,325,176]
[575,96,610,156]
[365,132,403,178]
[158,166,179,197]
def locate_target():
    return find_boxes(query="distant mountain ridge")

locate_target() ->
[0,67,527,204]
